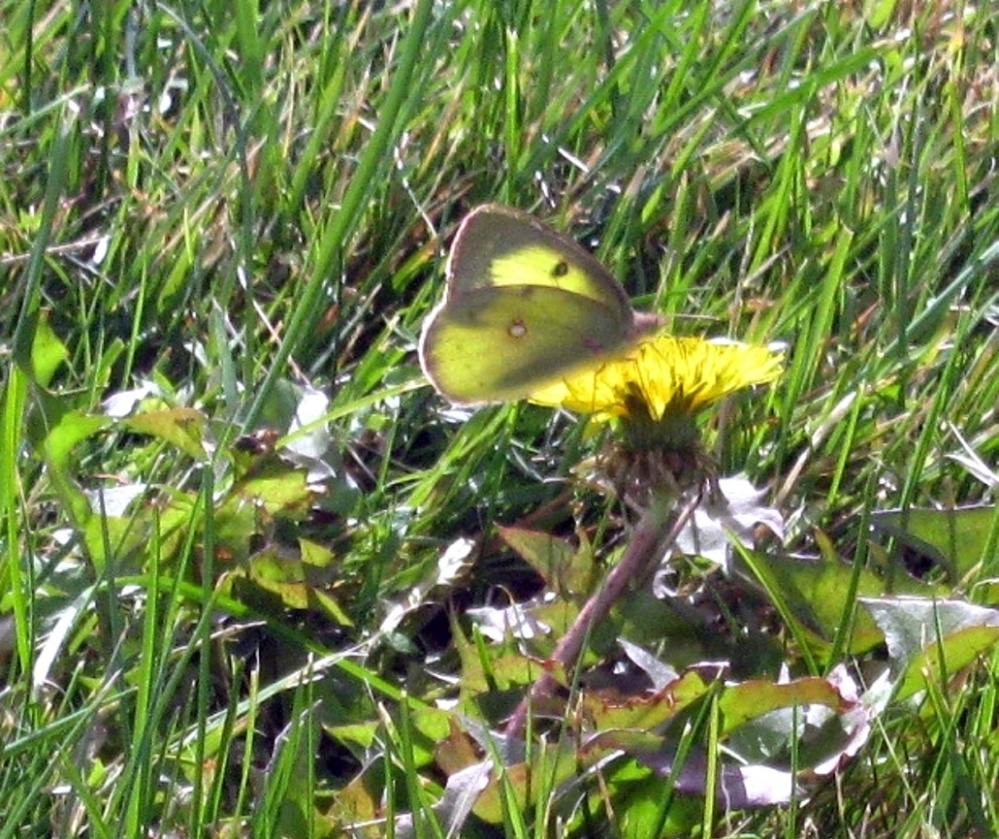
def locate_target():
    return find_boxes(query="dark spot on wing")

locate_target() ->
[551,260,569,278]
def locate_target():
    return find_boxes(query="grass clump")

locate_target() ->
[3,0,999,836]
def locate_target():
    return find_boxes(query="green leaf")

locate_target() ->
[123,407,208,462]
[718,675,855,735]
[859,597,999,701]
[41,409,111,472]
[30,310,69,387]
[472,739,578,824]
[499,525,599,597]
[870,504,999,582]
[232,456,315,518]
[578,670,710,731]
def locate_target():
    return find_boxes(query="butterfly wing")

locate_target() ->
[445,205,634,315]
[420,204,662,405]
[419,285,635,405]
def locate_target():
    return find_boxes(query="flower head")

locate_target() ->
[529,333,782,494]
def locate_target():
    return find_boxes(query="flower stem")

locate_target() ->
[505,490,700,738]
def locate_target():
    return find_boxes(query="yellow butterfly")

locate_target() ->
[419,205,660,405]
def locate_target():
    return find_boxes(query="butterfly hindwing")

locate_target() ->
[420,285,632,405]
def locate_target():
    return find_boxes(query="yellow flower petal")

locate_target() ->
[529,334,782,421]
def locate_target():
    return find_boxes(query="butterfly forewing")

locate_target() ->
[420,286,634,405]
[446,205,634,314]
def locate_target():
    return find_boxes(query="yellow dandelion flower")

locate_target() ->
[530,334,781,416]
[529,333,783,455]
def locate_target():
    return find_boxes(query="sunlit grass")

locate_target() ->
[3,0,999,836]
